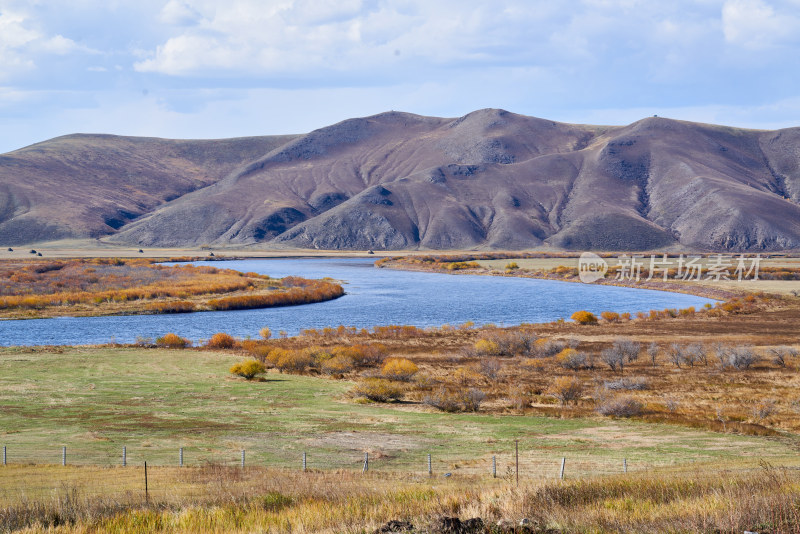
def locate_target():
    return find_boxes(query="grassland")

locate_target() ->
[4,346,789,473]
[4,250,800,532]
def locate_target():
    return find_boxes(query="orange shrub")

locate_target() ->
[321,354,355,375]
[259,327,272,340]
[240,340,273,361]
[266,348,290,367]
[600,311,620,322]
[549,376,584,405]
[206,332,238,349]
[570,310,597,325]
[351,378,404,402]
[145,300,196,313]
[156,333,191,349]
[229,359,265,380]
[474,338,501,356]
[380,358,419,381]
[275,350,314,373]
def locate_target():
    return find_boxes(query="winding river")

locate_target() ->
[0,258,715,346]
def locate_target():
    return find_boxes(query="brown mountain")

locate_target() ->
[2,109,800,251]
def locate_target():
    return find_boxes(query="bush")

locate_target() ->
[230,359,265,380]
[601,347,625,372]
[473,338,501,356]
[597,396,643,417]
[727,346,759,370]
[461,388,487,412]
[508,387,531,410]
[478,358,502,381]
[275,350,314,373]
[206,332,237,349]
[156,332,190,349]
[424,387,463,412]
[549,376,583,405]
[571,310,597,325]
[603,377,649,391]
[505,262,519,270]
[266,348,290,367]
[600,311,620,322]
[556,348,588,370]
[259,327,272,340]
[613,338,641,362]
[381,358,419,381]
[351,378,404,402]
[146,300,195,313]
[532,338,568,358]
[240,340,273,361]
[321,354,355,375]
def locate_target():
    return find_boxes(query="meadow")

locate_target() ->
[3,251,800,532]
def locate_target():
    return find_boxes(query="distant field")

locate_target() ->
[0,346,795,476]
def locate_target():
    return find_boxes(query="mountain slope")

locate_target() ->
[0,133,297,245]
[3,110,800,251]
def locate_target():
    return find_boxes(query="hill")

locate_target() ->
[2,110,800,251]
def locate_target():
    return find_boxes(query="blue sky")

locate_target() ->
[1,0,799,153]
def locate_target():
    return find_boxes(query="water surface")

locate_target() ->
[0,258,714,346]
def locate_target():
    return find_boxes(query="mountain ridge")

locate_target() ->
[2,109,800,251]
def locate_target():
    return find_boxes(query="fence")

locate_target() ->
[0,441,662,478]
[0,438,741,507]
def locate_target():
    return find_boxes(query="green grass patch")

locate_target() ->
[0,346,794,475]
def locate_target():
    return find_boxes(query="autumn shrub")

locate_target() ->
[461,388,487,412]
[505,262,519,270]
[145,300,195,313]
[508,387,531,410]
[473,338,501,357]
[478,358,502,381]
[275,350,314,373]
[259,327,272,340]
[570,310,597,325]
[597,396,643,417]
[321,354,355,375]
[423,387,463,412]
[603,377,649,391]
[206,332,238,349]
[156,332,190,349]
[532,338,568,358]
[240,340,273,361]
[726,345,760,370]
[601,347,626,372]
[266,348,290,367]
[549,376,584,405]
[600,311,620,322]
[351,378,404,402]
[556,348,588,370]
[381,358,419,381]
[488,331,539,356]
[229,359,265,380]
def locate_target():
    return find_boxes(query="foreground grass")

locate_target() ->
[2,461,800,533]
[0,347,795,474]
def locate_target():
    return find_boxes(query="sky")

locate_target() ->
[1,0,800,153]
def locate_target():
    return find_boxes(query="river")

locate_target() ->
[0,258,715,346]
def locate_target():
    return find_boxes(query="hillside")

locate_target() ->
[2,110,800,251]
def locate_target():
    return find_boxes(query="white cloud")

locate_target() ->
[159,0,202,26]
[722,0,800,49]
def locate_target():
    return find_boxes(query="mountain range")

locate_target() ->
[2,109,800,251]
